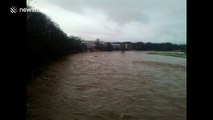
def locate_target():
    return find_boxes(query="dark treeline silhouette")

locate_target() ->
[132,42,186,51]
[94,41,186,52]
[27,10,82,81]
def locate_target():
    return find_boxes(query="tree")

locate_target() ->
[27,9,84,81]
[95,38,101,50]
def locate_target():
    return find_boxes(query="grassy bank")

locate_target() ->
[147,51,186,58]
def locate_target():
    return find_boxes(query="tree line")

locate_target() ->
[27,10,82,81]
[94,39,186,52]
[128,42,186,51]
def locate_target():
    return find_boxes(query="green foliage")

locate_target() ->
[147,51,186,58]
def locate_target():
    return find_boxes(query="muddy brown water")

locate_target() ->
[27,51,186,120]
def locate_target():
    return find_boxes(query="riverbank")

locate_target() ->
[147,51,186,58]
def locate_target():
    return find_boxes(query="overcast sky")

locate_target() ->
[30,0,186,44]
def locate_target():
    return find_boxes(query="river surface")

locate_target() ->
[27,51,186,120]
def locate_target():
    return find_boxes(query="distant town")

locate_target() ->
[80,39,186,52]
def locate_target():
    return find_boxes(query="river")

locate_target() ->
[27,51,186,120]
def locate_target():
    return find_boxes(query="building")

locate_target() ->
[81,41,96,51]
[111,43,121,50]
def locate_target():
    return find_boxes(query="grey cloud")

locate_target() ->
[42,0,153,24]
[40,0,185,24]
[33,0,186,44]
[47,0,185,25]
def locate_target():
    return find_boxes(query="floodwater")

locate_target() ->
[27,51,186,120]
